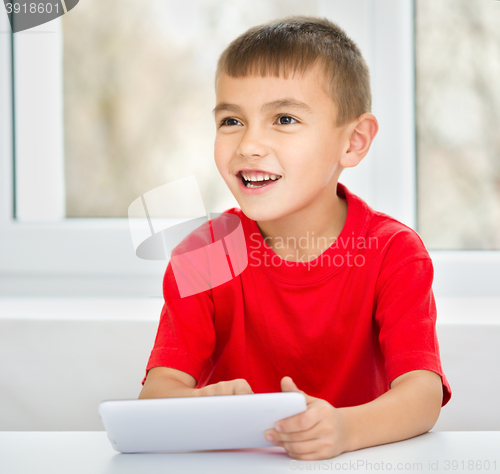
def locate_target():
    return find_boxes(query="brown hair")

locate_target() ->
[215,15,371,127]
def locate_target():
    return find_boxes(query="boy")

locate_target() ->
[139,15,451,461]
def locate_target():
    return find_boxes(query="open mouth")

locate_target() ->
[239,172,281,189]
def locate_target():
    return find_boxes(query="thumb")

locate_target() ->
[281,376,316,404]
[281,376,301,392]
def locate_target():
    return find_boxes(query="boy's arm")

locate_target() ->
[340,369,443,453]
[139,367,197,399]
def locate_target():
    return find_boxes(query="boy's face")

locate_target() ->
[214,63,351,222]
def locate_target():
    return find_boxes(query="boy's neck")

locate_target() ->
[255,185,348,262]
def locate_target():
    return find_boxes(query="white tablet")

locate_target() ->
[98,392,307,453]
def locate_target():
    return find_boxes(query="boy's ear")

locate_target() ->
[340,113,379,168]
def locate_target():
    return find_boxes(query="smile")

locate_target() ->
[237,171,281,195]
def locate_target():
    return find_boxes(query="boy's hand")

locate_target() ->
[264,376,348,460]
[192,378,254,397]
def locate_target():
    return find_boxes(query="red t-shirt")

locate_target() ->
[143,181,452,408]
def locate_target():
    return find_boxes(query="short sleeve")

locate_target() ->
[375,257,452,407]
[141,260,216,385]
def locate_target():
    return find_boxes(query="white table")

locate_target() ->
[1,431,499,474]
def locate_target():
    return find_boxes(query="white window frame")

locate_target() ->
[0,15,167,296]
[0,0,499,297]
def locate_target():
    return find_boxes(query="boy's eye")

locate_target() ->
[276,115,298,125]
[218,114,299,128]
[219,117,242,127]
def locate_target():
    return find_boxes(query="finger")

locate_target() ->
[207,380,253,396]
[274,400,322,434]
[233,379,254,395]
[193,383,225,397]
[219,381,237,395]
[193,387,211,397]
[210,381,238,396]
[282,438,321,458]
[266,419,321,444]
[267,430,320,448]
[193,379,255,397]
[281,376,317,405]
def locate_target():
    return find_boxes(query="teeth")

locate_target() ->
[241,171,281,182]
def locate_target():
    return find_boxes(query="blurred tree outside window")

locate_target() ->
[415,0,500,250]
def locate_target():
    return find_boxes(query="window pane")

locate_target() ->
[415,0,500,250]
[61,0,318,217]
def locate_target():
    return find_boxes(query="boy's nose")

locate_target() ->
[236,131,269,158]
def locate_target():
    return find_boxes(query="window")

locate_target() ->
[1,0,498,298]
[416,0,500,251]
[414,0,500,297]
